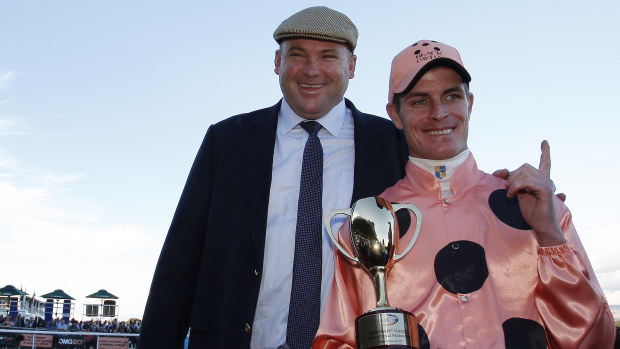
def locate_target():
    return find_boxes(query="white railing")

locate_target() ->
[0,328,139,349]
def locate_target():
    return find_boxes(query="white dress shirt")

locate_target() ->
[250,99,355,349]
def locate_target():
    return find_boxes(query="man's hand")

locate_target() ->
[502,141,566,247]
[493,169,566,202]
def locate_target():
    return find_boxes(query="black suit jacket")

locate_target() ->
[138,99,408,348]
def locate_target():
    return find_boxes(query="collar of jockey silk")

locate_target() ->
[409,149,470,198]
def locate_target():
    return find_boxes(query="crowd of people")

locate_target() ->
[0,314,141,333]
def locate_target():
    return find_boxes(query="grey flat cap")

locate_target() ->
[273,6,358,51]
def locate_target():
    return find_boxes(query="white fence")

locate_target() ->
[0,328,139,349]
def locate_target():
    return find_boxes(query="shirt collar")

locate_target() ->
[402,152,483,199]
[408,149,470,181]
[408,149,470,198]
[279,98,347,137]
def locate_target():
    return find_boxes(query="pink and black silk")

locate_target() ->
[314,154,615,349]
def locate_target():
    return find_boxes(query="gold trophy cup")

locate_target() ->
[325,196,422,349]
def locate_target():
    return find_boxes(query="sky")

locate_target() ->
[1,0,619,321]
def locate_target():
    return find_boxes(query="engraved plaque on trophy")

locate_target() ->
[325,196,422,349]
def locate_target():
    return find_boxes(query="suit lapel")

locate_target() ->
[243,102,280,265]
[349,99,381,204]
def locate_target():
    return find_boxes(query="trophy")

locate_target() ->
[325,196,423,349]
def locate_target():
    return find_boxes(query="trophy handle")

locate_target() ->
[391,203,423,261]
[324,208,359,262]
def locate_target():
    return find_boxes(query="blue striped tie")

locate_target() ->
[286,121,323,349]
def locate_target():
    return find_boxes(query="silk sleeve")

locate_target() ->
[314,222,364,349]
[535,200,616,349]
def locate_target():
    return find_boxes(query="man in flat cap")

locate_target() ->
[138,6,408,348]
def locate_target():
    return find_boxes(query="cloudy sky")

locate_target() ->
[1,0,619,320]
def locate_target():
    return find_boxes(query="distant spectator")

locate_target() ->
[0,313,141,335]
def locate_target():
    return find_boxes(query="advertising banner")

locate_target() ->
[19,333,54,348]
[0,333,20,347]
[44,299,54,322]
[57,335,86,348]
[62,299,71,322]
[98,337,129,349]
[9,299,18,317]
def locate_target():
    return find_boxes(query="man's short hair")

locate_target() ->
[393,71,470,111]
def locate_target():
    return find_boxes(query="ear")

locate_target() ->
[467,92,474,119]
[386,102,404,130]
[274,50,282,75]
[348,54,357,79]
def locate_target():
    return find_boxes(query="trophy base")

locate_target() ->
[355,308,419,349]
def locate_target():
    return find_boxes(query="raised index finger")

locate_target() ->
[539,140,551,177]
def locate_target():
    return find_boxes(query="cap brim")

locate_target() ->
[398,58,471,96]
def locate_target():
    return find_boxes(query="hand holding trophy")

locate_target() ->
[325,196,423,349]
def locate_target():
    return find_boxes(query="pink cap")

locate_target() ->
[388,40,471,103]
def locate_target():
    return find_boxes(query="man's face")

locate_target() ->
[275,38,356,120]
[387,66,473,160]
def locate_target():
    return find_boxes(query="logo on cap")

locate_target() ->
[413,42,443,64]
